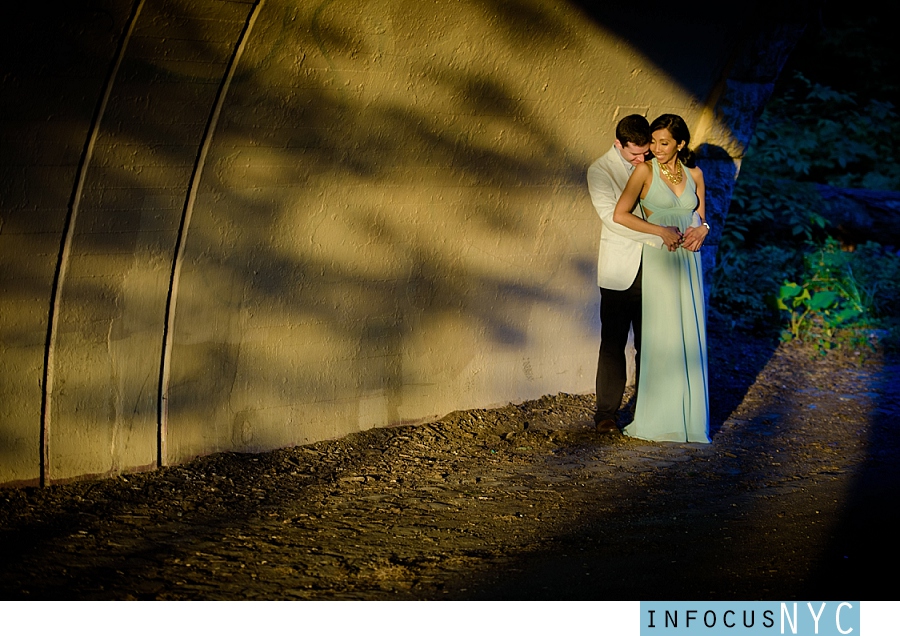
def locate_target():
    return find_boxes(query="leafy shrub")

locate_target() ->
[775,238,900,353]
[714,70,900,353]
[710,238,900,352]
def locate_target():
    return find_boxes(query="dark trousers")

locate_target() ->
[595,265,642,423]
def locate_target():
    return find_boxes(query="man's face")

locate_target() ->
[615,140,650,166]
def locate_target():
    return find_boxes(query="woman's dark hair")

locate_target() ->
[650,114,695,168]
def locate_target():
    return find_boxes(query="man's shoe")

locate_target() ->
[595,418,618,434]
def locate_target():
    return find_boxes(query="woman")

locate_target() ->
[611,114,710,443]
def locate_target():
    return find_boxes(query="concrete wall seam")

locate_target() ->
[159,0,266,467]
[39,0,148,487]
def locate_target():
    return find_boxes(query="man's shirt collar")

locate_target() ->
[615,145,635,172]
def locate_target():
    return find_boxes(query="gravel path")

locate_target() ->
[1,329,897,600]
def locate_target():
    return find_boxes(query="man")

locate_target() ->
[587,114,657,433]
[588,114,707,433]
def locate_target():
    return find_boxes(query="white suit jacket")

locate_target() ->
[588,146,663,290]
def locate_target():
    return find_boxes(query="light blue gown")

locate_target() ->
[624,158,710,443]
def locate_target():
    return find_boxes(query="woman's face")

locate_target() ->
[651,128,685,164]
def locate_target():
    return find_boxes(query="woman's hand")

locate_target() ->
[659,226,683,252]
[680,223,707,251]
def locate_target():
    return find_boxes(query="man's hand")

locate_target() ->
[681,224,709,252]
[660,226,683,252]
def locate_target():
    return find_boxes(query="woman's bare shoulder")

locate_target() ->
[631,160,653,182]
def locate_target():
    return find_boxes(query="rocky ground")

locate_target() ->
[1,325,898,600]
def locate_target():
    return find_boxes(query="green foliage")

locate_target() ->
[722,73,900,251]
[714,69,900,354]
[774,238,900,353]
[711,238,900,353]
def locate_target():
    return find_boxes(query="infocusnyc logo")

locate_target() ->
[640,602,859,635]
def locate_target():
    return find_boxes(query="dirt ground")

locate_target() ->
[1,323,898,600]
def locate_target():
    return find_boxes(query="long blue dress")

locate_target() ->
[624,158,710,443]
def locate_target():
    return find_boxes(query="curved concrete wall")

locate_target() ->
[0,0,803,485]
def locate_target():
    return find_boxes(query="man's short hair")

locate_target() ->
[616,114,651,147]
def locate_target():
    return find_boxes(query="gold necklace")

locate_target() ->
[660,160,683,185]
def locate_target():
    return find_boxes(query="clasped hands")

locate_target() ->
[661,225,707,252]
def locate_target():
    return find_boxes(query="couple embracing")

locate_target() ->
[588,113,710,443]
